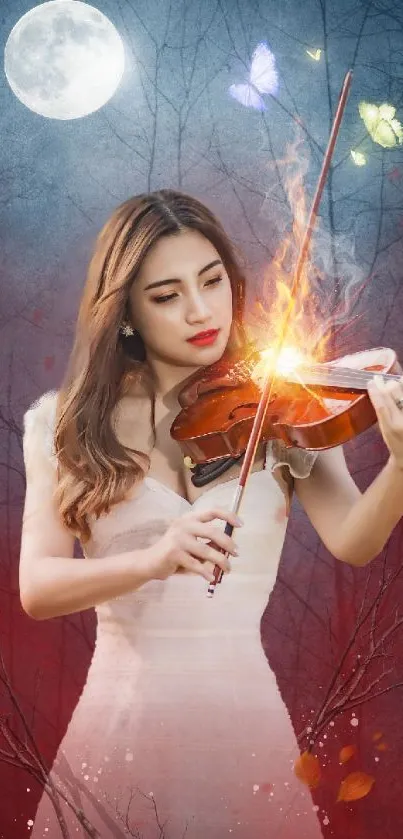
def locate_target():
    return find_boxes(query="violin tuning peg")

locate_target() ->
[184,456,196,469]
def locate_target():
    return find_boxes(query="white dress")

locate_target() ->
[23,392,323,839]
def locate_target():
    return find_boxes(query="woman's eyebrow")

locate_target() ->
[143,259,222,291]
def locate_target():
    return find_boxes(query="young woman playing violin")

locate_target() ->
[20,190,403,839]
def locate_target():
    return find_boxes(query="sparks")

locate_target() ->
[252,346,306,385]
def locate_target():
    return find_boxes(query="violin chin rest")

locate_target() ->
[190,454,243,487]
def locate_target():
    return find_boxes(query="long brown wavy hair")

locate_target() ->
[54,189,247,543]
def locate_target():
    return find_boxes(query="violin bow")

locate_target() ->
[208,69,353,597]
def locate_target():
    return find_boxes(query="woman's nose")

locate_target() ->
[186,295,210,323]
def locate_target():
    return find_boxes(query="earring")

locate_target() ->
[120,322,135,337]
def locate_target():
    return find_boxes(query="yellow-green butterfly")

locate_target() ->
[359,102,403,149]
[306,48,321,61]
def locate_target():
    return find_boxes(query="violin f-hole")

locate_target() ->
[228,402,259,421]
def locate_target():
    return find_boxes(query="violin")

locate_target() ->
[171,344,403,464]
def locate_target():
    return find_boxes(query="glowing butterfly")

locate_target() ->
[306,48,321,61]
[229,42,279,111]
[351,150,367,166]
[359,102,403,148]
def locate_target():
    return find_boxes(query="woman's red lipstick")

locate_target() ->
[187,329,220,346]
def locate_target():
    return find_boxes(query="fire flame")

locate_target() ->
[249,137,331,388]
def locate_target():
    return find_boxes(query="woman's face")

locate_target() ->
[128,229,233,372]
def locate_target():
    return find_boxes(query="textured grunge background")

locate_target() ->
[1,0,403,836]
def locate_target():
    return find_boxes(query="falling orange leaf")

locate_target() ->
[337,772,375,802]
[339,745,356,764]
[375,742,388,752]
[294,751,321,788]
[372,731,383,742]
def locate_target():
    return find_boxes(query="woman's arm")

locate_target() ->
[20,399,155,620]
[295,446,403,566]
[20,550,155,621]
[295,375,403,567]
[19,467,155,620]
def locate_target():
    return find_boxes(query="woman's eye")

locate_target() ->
[153,276,222,304]
[154,292,178,303]
[205,275,222,287]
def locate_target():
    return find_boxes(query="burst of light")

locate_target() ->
[252,346,306,385]
[350,150,367,166]
[306,49,321,61]
[359,101,403,149]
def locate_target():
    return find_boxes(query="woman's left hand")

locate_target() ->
[367,375,403,470]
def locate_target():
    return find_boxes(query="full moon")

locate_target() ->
[4,1,125,120]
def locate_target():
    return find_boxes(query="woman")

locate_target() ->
[20,190,403,839]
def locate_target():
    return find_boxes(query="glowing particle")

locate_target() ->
[350,717,359,727]
[27,821,34,828]
[351,150,367,166]
[125,751,134,762]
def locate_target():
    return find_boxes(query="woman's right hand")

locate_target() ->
[146,508,243,582]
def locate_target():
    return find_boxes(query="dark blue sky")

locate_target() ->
[1,0,402,409]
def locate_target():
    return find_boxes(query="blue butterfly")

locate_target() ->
[229,42,279,111]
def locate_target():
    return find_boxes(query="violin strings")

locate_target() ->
[290,366,400,389]
[230,356,399,391]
